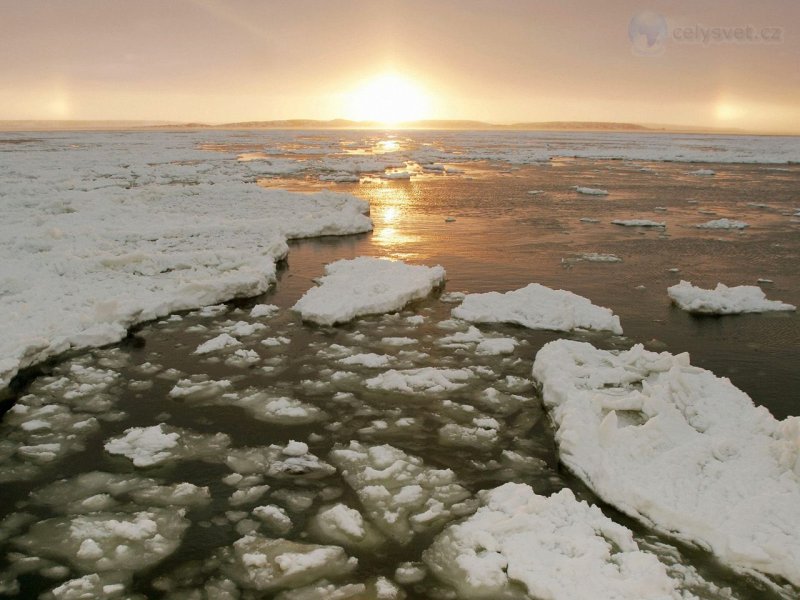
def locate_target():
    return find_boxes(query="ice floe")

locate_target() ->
[0,135,372,390]
[425,483,694,600]
[574,186,609,195]
[329,442,477,544]
[452,283,623,334]
[668,281,796,314]
[13,508,189,574]
[293,257,445,325]
[194,333,242,354]
[365,367,475,394]
[217,535,357,592]
[532,339,800,586]
[611,219,666,227]
[226,442,335,480]
[104,424,230,467]
[695,218,749,229]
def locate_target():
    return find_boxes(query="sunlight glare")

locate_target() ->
[346,74,431,125]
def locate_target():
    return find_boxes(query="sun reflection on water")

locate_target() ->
[366,184,421,258]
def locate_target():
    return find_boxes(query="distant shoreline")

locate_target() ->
[1,119,796,136]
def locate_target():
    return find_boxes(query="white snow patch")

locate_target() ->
[366,368,475,394]
[293,257,445,326]
[668,281,795,314]
[194,333,241,354]
[453,283,623,334]
[532,339,800,586]
[425,484,693,600]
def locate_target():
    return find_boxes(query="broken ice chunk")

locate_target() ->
[293,257,445,325]
[219,535,357,592]
[329,442,477,544]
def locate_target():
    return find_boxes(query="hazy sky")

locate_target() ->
[1,0,798,131]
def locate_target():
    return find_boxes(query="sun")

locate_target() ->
[345,73,431,125]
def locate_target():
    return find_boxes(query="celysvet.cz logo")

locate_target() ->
[629,11,784,56]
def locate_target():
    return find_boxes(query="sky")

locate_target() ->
[1,0,798,132]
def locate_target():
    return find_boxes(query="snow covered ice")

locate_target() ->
[0,133,372,389]
[328,442,478,544]
[695,218,749,229]
[452,283,623,334]
[293,257,445,325]
[2,129,799,600]
[532,339,800,586]
[425,483,696,600]
[668,281,796,314]
[574,186,609,195]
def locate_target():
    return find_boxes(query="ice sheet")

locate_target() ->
[532,339,800,586]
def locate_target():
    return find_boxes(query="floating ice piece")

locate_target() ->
[439,291,466,303]
[689,168,715,175]
[453,283,623,334]
[169,377,233,400]
[475,337,518,355]
[574,186,609,195]
[384,170,412,180]
[564,253,622,263]
[222,320,267,337]
[425,484,692,600]
[43,573,130,600]
[339,353,392,368]
[366,367,474,394]
[532,339,800,586]
[219,535,357,592]
[527,189,545,195]
[611,219,665,227]
[250,304,280,318]
[329,442,477,544]
[579,217,600,223]
[380,336,417,346]
[226,443,336,479]
[253,504,293,535]
[695,218,749,229]
[668,281,795,314]
[194,333,242,354]
[308,503,386,550]
[293,257,445,326]
[13,508,189,574]
[239,394,325,424]
[438,420,499,450]
[30,472,210,513]
[104,424,230,467]
[319,172,360,183]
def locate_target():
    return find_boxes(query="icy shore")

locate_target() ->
[0,134,372,389]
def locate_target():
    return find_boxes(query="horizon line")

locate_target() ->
[1,118,798,136]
